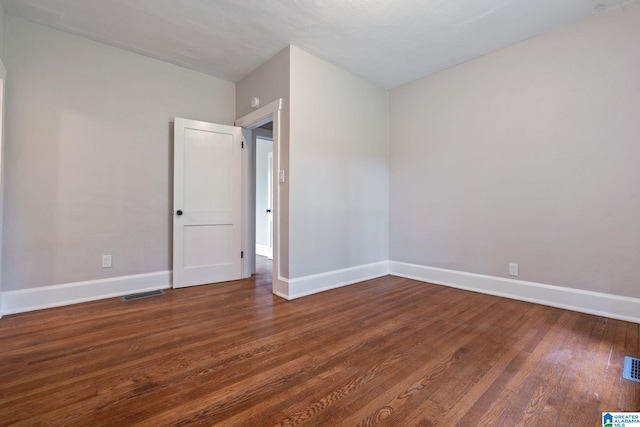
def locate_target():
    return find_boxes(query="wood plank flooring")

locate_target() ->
[0,258,638,426]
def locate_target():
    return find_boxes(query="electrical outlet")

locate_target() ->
[102,255,112,268]
[509,263,518,277]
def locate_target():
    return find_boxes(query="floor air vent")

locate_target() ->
[623,356,640,383]
[121,290,165,302]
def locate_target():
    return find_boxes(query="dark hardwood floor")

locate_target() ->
[0,257,638,426]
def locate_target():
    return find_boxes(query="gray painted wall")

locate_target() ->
[2,2,638,308]
[289,46,389,278]
[0,3,6,312]
[3,18,235,291]
[389,3,640,298]
[0,4,6,62]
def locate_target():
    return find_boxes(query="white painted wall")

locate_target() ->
[289,46,388,280]
[3,17,235,291]
[255,134,273,254]
[389,2,640,299]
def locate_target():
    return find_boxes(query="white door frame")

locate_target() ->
[235,99,285,295]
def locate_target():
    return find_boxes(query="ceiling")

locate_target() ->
[1,0,635,88]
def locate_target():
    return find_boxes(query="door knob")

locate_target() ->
[176,210,183,216]
[266,209,271,213]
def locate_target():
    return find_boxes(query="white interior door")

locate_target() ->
[267,152,274,260]
[173,118,243,288]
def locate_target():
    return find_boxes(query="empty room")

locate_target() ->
[0,0,639,426]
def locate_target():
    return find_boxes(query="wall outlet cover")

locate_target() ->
[509,263,518,276]
[102,255,112,268]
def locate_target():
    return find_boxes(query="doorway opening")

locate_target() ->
[254,125,273,280]
[235,98,285,297]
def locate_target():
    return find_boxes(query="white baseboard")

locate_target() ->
[286,261,389,300]
[389,261,640,324]
[1,271,172,316]
[274,290,290,300]
[5,261,637,324]
[256,244,272,258]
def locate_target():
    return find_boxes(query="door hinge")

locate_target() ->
[241,251,244,259]
[241,140,244,148]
